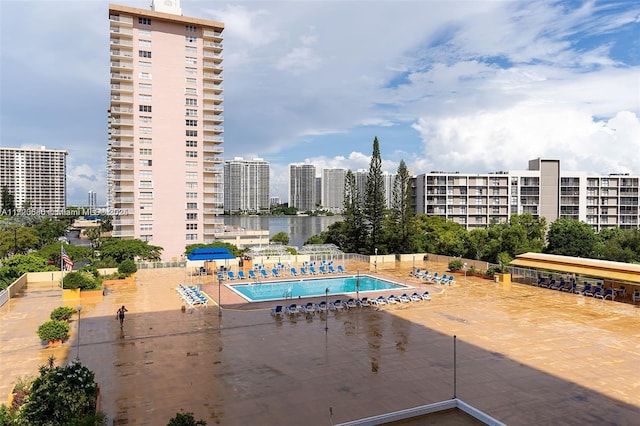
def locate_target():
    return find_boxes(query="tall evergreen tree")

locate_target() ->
[387,160,416,253]
[1,186,15,213]
[342,170,366,253]
[364,137,386,254]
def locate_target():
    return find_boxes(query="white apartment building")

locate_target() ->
[414,158,639,231]
[289,164,316,212]
[322,168,346,213]
[107,1,224,260]
[0,147,67,212]
[223,157,270,214]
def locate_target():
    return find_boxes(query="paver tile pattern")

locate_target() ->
[1,261,639,425]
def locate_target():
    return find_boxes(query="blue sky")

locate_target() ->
[1,0,639,205]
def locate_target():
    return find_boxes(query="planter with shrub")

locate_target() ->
[448,259,464,272]
[37,320,70,346]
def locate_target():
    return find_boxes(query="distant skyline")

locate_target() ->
[1,0,639,205]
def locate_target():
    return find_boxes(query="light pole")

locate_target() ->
[464,262,468,284]
[76,305,82,360]
[324,287,329,331]
[218,276,222,317]
[374,248,378,273]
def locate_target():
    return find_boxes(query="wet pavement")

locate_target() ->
[1,260,639,425]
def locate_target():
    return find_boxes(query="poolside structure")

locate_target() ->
[510,252,640,298]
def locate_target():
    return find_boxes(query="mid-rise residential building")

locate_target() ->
[322,168,346,213]
[382,171,397,209]
[0,147,67,212]
[223,157,270,214]
[414,158,639,231]
[107,1,224,260]
[289,164,316,212]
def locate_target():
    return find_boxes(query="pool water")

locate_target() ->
[229,275,409,302]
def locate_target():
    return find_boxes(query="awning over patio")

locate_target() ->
[510,252,640,284]
[187,248,236,261]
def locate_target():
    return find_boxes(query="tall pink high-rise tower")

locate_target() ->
[107,1,224,260]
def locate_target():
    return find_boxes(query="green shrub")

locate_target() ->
[468,265,477,275]
[18,359,103,425]
[167,411,207,426]
[448,259,464,272]
[50,306,76,322]
[79,264,99,278]
[486,266,500,278]
[118,259,137,275]
[63,271,98,290]
[37,320,70,342]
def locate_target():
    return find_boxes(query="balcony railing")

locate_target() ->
[110,61,133,69]
[110,39,133,47]
[110,73,133,81]
[110,106,133,113]
[203,41,223,49]
[110,95,133,102]
[110,26,133,35]
[109,15,133,25]
[110,50,133,58]
[202,29,223,39]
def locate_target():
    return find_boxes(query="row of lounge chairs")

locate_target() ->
[222,264,348,281]
[177,284,208,306]
[271,291,432,317]
[409,269,455,285]
[537,276,624,300]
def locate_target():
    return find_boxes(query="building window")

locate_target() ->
[185,130,197,137]
[139,82,152,90]
[139,116,152,123]
[139,159,152,166]
[185,67,197,75]
[139,39,151,47]
[139,72,152,80]
[140,105,152,112]
[185,161,197,168]
[139,17,151,25]
[139,191,153,199]
[186,202,198,209]
[185,140,197,147]
[185,87,197,95]
[186,233,198,240]
[139,137,152,145]
[186,25,197,32]
[185,109,198,117]
[186,171,197,179]
[139,29,151,37]
[186,35,197,43]
[138,60,151,68]
[186,182,197,189]
[186,151,198,158]
[140,170,152,178]
[140,202,153,210]
[139,50,152,58]
[186,192,198,199]
[185,119,198,126]
[186,213,198,220]
[140,126,152,134]
[185,57,197,64]
[186,77,197,85]
[185,98,197,106]
[139,180,153,188]
[186,223,198,230]
[140,225,153,232]
[185,46,197,54]
[140,234,153,242]
[139,148,152,155]
[140,213,153,221]
[139,94,152,102]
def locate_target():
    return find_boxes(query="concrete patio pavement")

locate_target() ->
[1,260,639,425]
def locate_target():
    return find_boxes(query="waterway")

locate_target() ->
[223,215,343,248]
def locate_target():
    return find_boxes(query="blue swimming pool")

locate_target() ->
[229,275,410,302]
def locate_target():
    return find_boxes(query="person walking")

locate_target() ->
[116,305,128,328]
